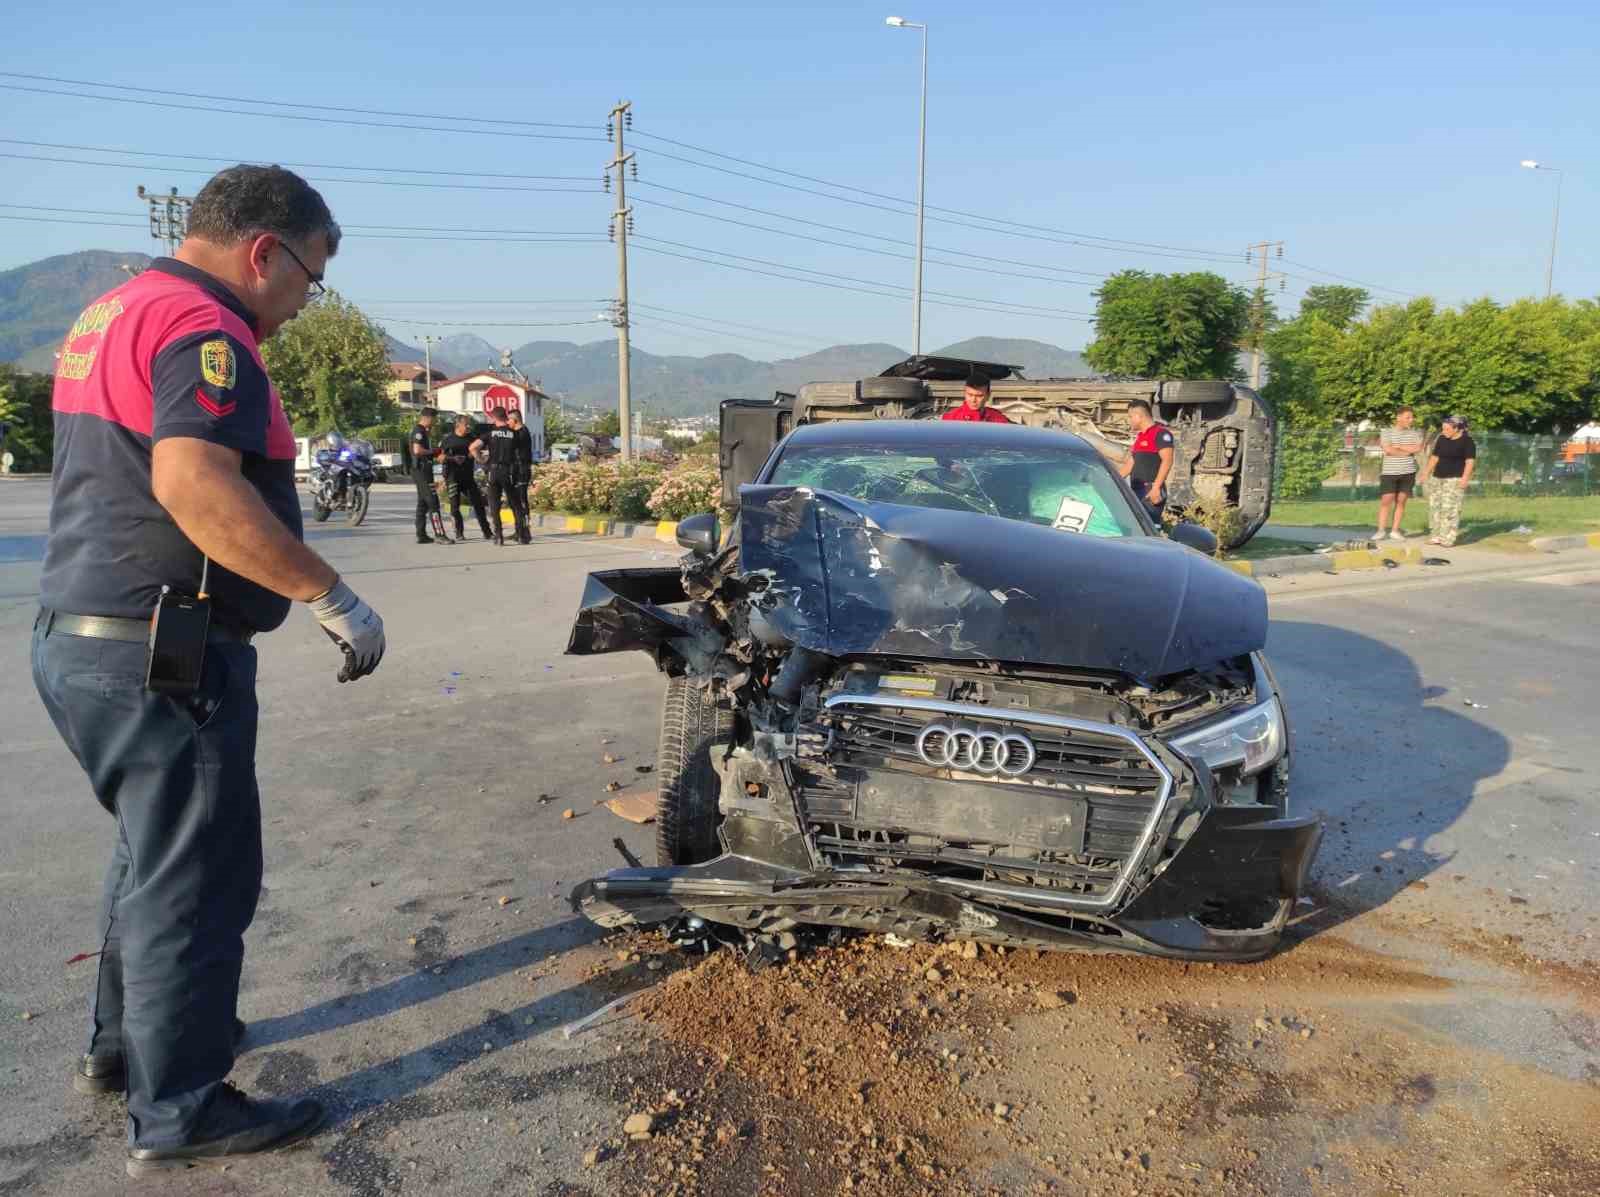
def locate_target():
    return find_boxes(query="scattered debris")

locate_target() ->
[603,753,619,764]
[605,780,623,793]
[612,837,643,868]
[562,986,659,1040]
[634,764,654,774]
[623,1111,659,1139]
[497,895,513,907]
[1422,557,1452,566]
[64,951,102,966]
[562,808,576,820]
[583,1145,612,1167]
[602,788,658,824]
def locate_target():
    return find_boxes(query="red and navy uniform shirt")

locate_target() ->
[940,402,1011,424]
[1129,422,1175,483]
[40,258,303,634]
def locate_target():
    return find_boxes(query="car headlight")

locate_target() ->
[1168,696,1285,779]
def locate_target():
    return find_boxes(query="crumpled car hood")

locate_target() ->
[736,486,1266,679]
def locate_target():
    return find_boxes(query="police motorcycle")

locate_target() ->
[309,433,375,526]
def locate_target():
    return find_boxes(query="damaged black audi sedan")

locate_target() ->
[568,420,1321,960]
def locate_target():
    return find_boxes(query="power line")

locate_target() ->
[0,138,595,181]
[1280,259,1416,298]
[367,316,609,328]
[631,140,1242,262]
[631,243,1091,322]
[631,195,1098,288]
[631,234,1092,317]
[0,151,599,193]
[0,83,604,142]
[0,208,605,245]
[0,71,597,130]
[629,301,840,344]
[628,314,824,353]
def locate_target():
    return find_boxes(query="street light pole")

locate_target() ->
[886,16,928,358]
[1519,160,1563,299]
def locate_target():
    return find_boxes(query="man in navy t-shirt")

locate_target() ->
[33,165,385,1176]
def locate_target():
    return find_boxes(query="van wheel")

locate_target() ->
[655,677,733,865]
[1159,380,1234,403]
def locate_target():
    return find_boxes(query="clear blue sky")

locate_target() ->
[3,0,1594,362]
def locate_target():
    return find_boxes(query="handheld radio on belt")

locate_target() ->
[145,556,211,696]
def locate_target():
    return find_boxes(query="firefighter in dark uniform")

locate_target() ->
[438,413,493,540]
[481,407,519,545]
[1118,399,1175,522]
[32,166,385,1175]
[506,409,535,544]
[409,408,452,544]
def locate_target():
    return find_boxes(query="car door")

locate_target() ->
[718,395,794,510]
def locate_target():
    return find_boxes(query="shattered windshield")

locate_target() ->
[766,444,1142,538]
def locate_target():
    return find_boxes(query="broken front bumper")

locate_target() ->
[572,806,1323,962]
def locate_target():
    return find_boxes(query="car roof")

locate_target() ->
[781,419,1100,457]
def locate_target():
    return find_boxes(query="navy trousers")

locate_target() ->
[32,613,263,1149]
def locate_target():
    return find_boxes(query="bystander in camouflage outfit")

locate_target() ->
[1419,415,1476,547]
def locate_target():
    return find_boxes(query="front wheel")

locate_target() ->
[311,499,331,522]
[347,484,370,526]
[655,677,733,866]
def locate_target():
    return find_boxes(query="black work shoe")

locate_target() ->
[416,534,435,544]
[74,1019,247,1097]
[125,1083,324,1177]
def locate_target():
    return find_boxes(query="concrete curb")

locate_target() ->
[523,510,680,544]
[1223,546,1423,578]
[1528,532,1600,553]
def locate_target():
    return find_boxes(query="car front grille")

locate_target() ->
[798,696,1175,908]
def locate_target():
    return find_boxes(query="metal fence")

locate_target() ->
[1273,426,1599,500]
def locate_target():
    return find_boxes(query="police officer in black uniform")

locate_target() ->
[409,408,452,544]
[438,413,493,540]
[481,407,518,546]
[506,409,535,544]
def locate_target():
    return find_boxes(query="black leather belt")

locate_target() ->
[39,609,255,645]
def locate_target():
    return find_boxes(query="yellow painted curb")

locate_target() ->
[1221,560,1255,576]
[1589,532,1600,549]
[655,520,679,543]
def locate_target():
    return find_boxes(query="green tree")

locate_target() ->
[0,364,54,473]
[260,291,395,435]
[545,407,575,446]
[1084,271,1251,379]
[591,410,622,437]
[1298,285,1369,330]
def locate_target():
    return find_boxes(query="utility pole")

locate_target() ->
[607,101,635,462]
[136,186,193,254]
[421,335,438,407]
[1244,240,1284,389]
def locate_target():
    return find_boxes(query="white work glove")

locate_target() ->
[307,580,386,683]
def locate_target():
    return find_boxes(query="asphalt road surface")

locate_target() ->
[1,480,1595,1196]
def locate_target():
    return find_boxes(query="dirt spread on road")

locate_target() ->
[578,926,1600,1197]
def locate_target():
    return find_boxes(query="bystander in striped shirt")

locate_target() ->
[1380,425,1424,475]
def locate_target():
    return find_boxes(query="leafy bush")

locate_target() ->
[612,475,656,522]
[528,460,665,517]
[1274,427,1343,499]
[1163,498,1245,557]
[647,463,721,520]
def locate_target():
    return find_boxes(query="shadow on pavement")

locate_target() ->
[1266,618,1511,935]
[248,917,604,1054]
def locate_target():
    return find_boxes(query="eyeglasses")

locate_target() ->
[278,240,326,300]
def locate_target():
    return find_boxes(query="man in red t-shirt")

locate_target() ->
[940,373,1011,423]
[1118,399,1175,520]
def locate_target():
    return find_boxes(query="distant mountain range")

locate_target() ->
[1,250,1089,416]
[1,250,153,371]
[389,332,1091,417]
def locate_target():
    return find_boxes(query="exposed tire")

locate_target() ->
[311,500,331,523]
[1159,380,1234,404]
[347,485,370,527]
[655,676,733,866]
[858,377,928,402]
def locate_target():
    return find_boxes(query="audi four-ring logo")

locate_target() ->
[914,722,1036,776]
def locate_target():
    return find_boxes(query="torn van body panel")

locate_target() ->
[567,423,1319,961]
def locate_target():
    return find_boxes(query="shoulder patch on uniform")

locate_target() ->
[200,339,237,389]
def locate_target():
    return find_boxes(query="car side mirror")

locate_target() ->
[1168,521,1218,555]
[676,512,720,556]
